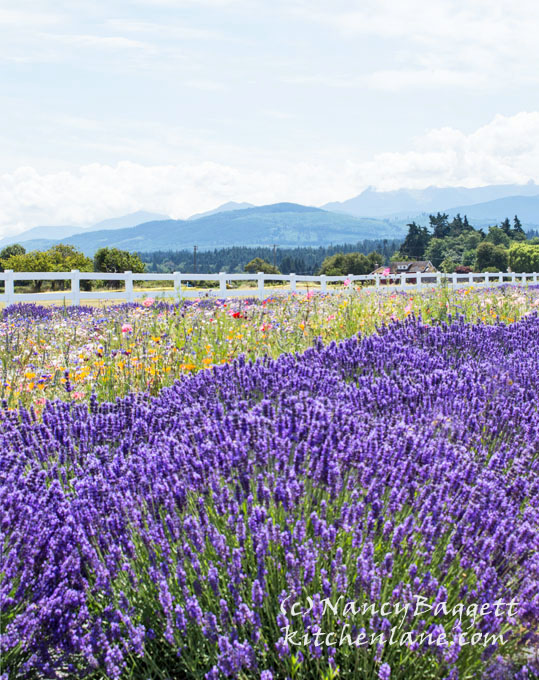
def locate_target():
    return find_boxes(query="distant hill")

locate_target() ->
[188,201,254,220]
[323,182,539,218]
[0,225,85,248]
[24,203,404,256]
[0,210,170,249]
[443,195,539,226]
[91,211,169,231]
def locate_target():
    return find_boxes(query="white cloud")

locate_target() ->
[290,0,539,89]
[104,19,222,41]
[362,68,487,92]
[44,33,150,50]
[285,68,486,91]
[133,0,245,6]
[1,112,539,237]
[184,79,227,91]
[0,8,61,27]
[262,110,296,120]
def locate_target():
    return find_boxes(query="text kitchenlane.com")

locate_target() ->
[279,595,519,648]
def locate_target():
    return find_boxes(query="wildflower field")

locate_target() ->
[1,286,539,679]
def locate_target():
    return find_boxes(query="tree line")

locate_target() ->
[0,245,145,291]
[396,213,539,272]
[139,240,401,275]
[242,250,383,276]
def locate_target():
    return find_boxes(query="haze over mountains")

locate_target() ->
[187,201,254,221]
[323,182,539,218]
[0,211,168,249]
[2,184,539,255]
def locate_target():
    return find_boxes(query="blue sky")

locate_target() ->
[2,0,539,234]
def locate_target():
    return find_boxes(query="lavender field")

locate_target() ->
[1,296,539,679]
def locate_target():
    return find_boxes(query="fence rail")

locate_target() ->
[0,269,538,305]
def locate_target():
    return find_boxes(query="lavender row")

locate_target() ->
[1,316,539,679]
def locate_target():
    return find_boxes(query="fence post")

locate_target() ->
[173,271,182,300]
[125,270,134,303]
[375,272,380,288]
[320,274,327,293]
[257,272,265,301]
[5,269,14,305]
[71,269,80,306]
[451,272,457,288]
[534,272,538,283]
[289,273,297,294]
[484,272,490,286]
[219,272,227,297]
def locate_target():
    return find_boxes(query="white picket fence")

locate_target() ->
[0,269,538,304]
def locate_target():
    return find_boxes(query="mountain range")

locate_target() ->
[1,183,539,255]
[5,204,404,255]
[322,182,539,218]
[0,211,169,249]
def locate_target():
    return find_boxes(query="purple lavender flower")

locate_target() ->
[2,314,539,678]
[379,663,391,680]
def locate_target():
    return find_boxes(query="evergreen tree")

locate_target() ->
[429,213,450,239]
[500,218,512,235]
[449,214,464,237]
[511,215,526,241]
[400,222,430,259]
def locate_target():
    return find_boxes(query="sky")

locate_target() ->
[2,0,539,235]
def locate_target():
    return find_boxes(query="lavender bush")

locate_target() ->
[1,316,539,679]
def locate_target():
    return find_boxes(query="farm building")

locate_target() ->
[372,260,438,284]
